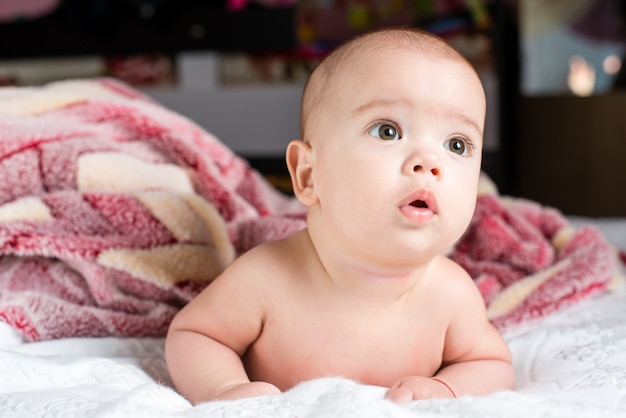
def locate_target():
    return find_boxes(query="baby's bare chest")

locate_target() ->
[242,307,445,391]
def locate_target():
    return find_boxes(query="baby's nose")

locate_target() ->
[406,148,442,177]
[413,163,440,176]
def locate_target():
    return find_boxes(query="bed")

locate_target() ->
[1,78,625,418]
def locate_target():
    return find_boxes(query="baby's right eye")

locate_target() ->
[368,122,401,141]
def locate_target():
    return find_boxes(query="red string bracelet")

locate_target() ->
[432,377,457,398]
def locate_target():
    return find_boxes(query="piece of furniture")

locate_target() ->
[515,93,626,217]
[0,2,296,58]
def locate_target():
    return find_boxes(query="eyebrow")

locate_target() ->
[351,98,411,117]
[351,98,483,136]
[455,114,484,137]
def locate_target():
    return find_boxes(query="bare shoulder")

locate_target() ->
[420,256,486,334]
[429,256,489,331]
[430,255,480,300]
[199,229,305,303]
[229,229,307,284]
[433,256,512,364]
[167,230,307,353]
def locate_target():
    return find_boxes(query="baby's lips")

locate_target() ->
[400,189,438,214]
[399,189,438,223]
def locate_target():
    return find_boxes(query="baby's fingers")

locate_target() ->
[385,385,414,403]
[214,381,281,401]
[385,376,455,403]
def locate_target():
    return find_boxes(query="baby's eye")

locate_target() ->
[368,123,401,141]
[444,137,472,156]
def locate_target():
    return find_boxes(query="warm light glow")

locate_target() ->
[567,55,595,96]
[603,54,621,75]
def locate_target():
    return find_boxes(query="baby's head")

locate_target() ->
[299,28,475,142]
[288,28,486,267]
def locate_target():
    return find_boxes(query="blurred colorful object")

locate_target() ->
[0,0,59,22]
[106,55,174,86]
[227,0,296,11]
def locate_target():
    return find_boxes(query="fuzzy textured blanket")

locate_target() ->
[0,78,622,342]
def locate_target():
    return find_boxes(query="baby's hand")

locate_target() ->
[213,381,281,401]
[385,376,456,403]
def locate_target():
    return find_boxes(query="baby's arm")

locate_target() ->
[386,262,514,402]
[165,325,279,403]
[165,249,280,404]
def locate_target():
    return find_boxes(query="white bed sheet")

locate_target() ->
[1,217,625,418]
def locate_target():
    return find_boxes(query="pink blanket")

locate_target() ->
[451,178,624,331]
[0,78,622,342]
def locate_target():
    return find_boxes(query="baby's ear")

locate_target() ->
[286,139,317,206]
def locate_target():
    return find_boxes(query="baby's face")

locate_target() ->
[305,47,486,267]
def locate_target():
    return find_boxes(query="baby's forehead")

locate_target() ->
[321,46,472,98]
[301,30,478,137]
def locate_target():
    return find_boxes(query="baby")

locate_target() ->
[165,27,514,404]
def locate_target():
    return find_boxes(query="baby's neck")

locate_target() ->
[293,228,436,306]
[326,258,431,305]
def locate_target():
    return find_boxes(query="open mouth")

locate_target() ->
[410,200,428,209]
[400,190,437,223]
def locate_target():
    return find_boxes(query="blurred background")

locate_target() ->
[1,0,624,217]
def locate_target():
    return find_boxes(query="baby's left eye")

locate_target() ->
[368,123,401,141]
[444,137,471,155]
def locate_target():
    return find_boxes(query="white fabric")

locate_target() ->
[1,217,625,417]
